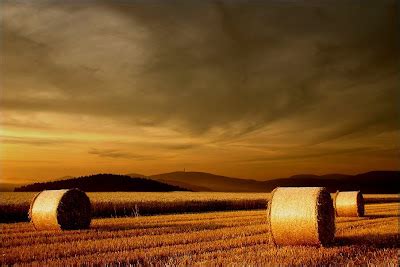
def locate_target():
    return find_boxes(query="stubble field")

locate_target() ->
[1,192,268,222]
[0,193,399,266]
[1,192,397,222]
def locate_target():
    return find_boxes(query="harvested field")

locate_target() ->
[1,192,397,222]
[0,200,398,265]
[0,192,269,222]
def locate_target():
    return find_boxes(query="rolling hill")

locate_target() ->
[149,171,399,193]
[14,174,189,192]
[126,173,148,179]
[150,172,264,192]
[11,171,399,193]
[0,183,19,192]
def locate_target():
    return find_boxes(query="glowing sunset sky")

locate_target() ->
[0,1,399,183]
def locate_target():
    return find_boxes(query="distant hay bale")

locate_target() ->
[267,187,335,246]
[335,191,364,217]
[29,189,91,230]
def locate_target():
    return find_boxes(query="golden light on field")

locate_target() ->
[0,192,399,265]
[0,1,398,266]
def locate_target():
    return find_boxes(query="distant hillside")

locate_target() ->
[261,171,399,193]
[14,174,189,192]
[0,183,19,192]
[13,171,399,193]
[128,172,211,191]
[150,171,399,193]
[126,173,148,179]
[158,179,212,192]
[150,172,266,192]
[54,176,74,181]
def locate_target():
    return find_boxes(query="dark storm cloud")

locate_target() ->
[1,1,399,140]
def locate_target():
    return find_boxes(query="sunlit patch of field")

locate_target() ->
[0,192,269,222]
[0,201,398,265]
[1,192,397,222]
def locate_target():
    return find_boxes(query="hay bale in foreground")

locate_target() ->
[335,191,364,217]
[29,189,91,230]
[267,187,335,246]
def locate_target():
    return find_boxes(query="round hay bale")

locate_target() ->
[29,189,91,230]
[267,187,335,246]
[335,191,364,217]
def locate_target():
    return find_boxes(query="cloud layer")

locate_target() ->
[1,1,399,180]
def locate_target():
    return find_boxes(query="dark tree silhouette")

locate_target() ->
[14,174,189,192]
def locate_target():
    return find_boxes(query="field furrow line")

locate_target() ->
[165,241,398,266]
[0,214,266,241]
[0,210,266,234]
[92,213,266,230]
[29,232,269,266]
[1,218,267,248]
[336,217,397,233]
[0,223,269,264]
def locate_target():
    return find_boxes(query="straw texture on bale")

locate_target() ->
[267,187,335,247]
[29,189,91,230]
[335,191,364,217]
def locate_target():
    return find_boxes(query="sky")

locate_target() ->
[0,0,399,183]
